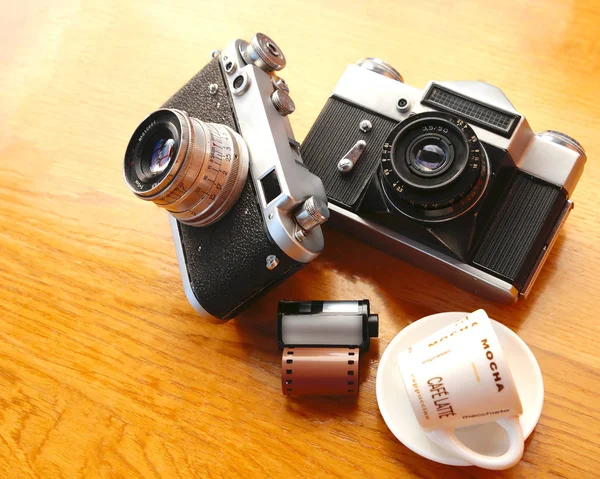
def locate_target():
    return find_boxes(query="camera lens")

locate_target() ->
[380,111,489,222]
[124,109,249,227]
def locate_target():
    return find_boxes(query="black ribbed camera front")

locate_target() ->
[301,97,397,211]
[473,172,567,287]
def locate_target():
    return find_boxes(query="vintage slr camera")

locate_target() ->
[302,59,586,303]
[124,34,329,319]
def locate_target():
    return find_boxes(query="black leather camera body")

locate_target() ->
[124,34,329,319]
[301,59,586,303]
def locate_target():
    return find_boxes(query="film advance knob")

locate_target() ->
[271,89,295,116]
[537,130,586,158]
[295,196,330,232]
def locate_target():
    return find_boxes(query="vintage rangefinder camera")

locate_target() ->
[124,34,329,319]
[302,59,586,303]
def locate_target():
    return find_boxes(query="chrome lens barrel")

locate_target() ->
[124,109,249,227]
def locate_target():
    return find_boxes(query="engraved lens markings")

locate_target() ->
[380,113,487,218]
[175,123,234,220]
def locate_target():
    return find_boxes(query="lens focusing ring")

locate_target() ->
[124,109,249,227]
[171,123,248,226]
[380,111,489,223]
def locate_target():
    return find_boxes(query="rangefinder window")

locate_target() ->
[260,169,282,205]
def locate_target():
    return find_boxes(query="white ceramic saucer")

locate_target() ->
[376,312,544,466]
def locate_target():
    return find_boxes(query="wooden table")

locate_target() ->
[2,0,599,477]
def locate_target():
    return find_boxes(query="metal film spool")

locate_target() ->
[282,347,360,396]
[280,314,364,346]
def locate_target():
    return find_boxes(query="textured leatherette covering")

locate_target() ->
[163,58,303,319]
[473,171,566,288]
[302,97,397,210]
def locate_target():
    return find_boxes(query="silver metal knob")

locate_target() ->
[357,58,403,82]
[266,255,280,270]
[537,130,586,158]
[359,120,372,132]
[338,140,366,173]
[271,75,289,92]
[294,196,329,233]
[239,33,286,72]
[271,89,295,116]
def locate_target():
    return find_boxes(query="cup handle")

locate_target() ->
[426,417,524,470]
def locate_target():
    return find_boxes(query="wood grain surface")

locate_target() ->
[1,0,599,477]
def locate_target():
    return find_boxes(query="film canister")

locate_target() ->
[277,300,379,396]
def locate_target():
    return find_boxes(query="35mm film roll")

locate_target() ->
[277,300,378,396]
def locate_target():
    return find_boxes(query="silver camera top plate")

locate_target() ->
[220,39,327,263]
[332,64,585,196]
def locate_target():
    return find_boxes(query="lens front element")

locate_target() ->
[408,135,454,176]
[124,109,249,227]
[146,137,176,178]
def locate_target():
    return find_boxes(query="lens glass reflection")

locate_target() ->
[413,142,448,173]
[147,137,175,177]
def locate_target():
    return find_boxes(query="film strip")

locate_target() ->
[277,300,378,396]
[282,347,360,395]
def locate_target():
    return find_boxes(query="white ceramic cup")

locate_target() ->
[397,309,524,470]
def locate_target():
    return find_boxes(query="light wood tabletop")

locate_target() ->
[2,0,599,477]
